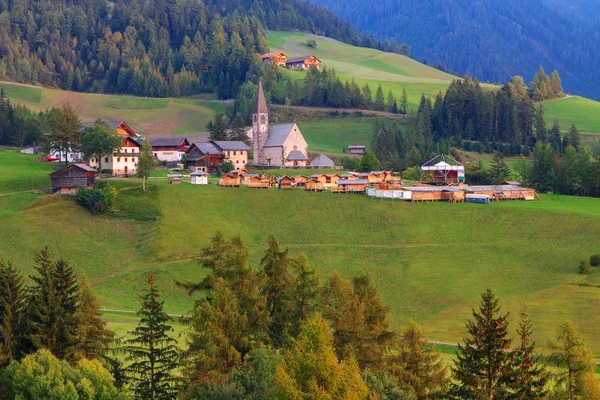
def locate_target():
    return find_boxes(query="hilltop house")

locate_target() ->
[261,52,288,66]
[252,82,310,167]
[286,56,321,71]
[88,121,140,175]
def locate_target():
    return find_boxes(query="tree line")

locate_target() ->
[0,88,44,147]
[2,235,599,398]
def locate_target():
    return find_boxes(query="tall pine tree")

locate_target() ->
[0,260,27,365]
[124,275,180,400]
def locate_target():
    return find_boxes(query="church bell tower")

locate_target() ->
[252,81,269,165]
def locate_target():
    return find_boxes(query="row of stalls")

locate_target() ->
[366,184,536,202]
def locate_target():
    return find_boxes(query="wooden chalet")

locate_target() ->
[335,179,369,194]
[358,172,380,185]
[292,175,308,187]
[347,145,366,155]
[341,172,360,180]
[247,175,269,189]
[305,178,324,192]
[50,164,96,195]
[309,173,328,185]
[286,55,321,71]
[231,168,249,177]
[325,173,341,185]
[185,142,224,172]
[261,52,288,66]
[278,175,293,189]
[219,172,240,187]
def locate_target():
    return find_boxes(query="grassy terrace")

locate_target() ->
[1,151,600,359]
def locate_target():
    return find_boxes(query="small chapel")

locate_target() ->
[252,82,309,167]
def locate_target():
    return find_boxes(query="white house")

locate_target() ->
[190,170,209,184]
[149,137,190,162]
[87,121,141,175]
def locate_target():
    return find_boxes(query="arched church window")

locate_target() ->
[253,115,257,122]
[261,115,266,124]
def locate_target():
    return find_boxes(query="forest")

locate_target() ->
[0,0,402,99]
[308,0,600,100]
[1,235,599,399]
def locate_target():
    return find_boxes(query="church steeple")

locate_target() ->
[252,81,269,165]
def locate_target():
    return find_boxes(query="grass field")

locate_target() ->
[543,96,600,133]
[0,82,224,137]
[2,151,600,360]
[0,148,54,194]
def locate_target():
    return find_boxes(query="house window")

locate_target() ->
[154,153,157,157]
[253,115,257,122]
[125,158,128,162]
[105,157,109,163]
[117,157,121,162]
[234,151,237,156]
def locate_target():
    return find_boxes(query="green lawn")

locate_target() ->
[0,82,224,137]
[0,148,54,194]
[2,151,600,359]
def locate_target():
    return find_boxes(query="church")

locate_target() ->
[252,82,309,167]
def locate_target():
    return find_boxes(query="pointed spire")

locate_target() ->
[253,81,268,114]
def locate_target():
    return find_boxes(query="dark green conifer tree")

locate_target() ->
[124,275,180,400]
[0,260,27,365]
[374,84,385,111]
[207,111,228,141]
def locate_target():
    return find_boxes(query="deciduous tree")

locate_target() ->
[80,119,122,172]
[136,138,155,192]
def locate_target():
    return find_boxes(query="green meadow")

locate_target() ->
[1,151,600,360]
[0,82,224,137]
[543,96,600,133]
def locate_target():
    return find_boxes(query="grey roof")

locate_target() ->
[190,170,209,176]
[336,179,369,185]
[286,150,309,161]
[149,137,189,147]
[241,173,261,177]
[311,154,334,167]
[212,141,250,151]
[253,81,268,114]
[192,142,222,156]
[348,145,366,149]
[310,173,326,178]
[81,121,124,130]
[265,123,296,147]
[286,55,320,64]
[50,163,96,175]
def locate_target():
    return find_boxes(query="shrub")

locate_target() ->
[220,161,234,173]
[402,167,421,181]
[579,260,591,275]
[338,155,360,170]
[75,184,119,215]
[473,142,483,153]
[590,254,600,267]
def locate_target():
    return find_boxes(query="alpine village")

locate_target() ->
[1,1,600,399]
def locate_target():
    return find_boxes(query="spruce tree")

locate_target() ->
[0,260,27,365]
[386,89,395,113]
[208,111,228,141]
[567,124,581,150]
[400,86,408,114]
[72,274,114,362]
[230,116,249,144]
[260,235,292,348]
[388,320,447,398]
[449,288,513,399]
[124,275,179,400]
[548,320,591,400]
[509,309,546,399]
[489,152,512,184]
[374,84,385,111]
[290,253,319,337]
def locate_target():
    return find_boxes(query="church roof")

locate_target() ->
[286,150,309,161]
[311,154,334,167]
[253,81,268,114]
[264,123,297,147]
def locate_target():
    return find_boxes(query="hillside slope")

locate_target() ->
[308,0,600,101]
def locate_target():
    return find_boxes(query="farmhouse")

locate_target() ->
[185,142,224,172]
[252,82,310,167]
[49,164,96,195]
[212,141,250,168]
[311,154,335,168]
[286,55,321,71]
[261,52,288,66]
[190,170,208,185]
[149,137,190,162]
[347,145,366,155]
[88,121,140,175]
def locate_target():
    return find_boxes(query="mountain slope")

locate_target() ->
[308,0,600,100]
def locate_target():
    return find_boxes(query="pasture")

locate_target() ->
[1,151,600,359]
[0,82,224,137]
[543,96,600,134]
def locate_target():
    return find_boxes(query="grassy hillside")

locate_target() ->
[543,96,600,133]
[2,151,600,358]
[267,31,457,110]
[0,82,224,137]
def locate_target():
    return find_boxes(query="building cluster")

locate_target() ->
[261,52,321,71]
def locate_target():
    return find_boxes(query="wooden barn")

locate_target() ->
[219,173,240,187]
[305,178,324,192]
[292,175,307,186]
[325,173,341,185]
[341,172,360,180]
[190,170,208,185]
[247,175,269,189]
[231,168,249,177]
[50,164,97,195]
[347,145,366,155]
[286,55,321,71]
[278,175,293,189]
[309,173,328,185]
[168,174,182,184]
[335,179,369,193]
[358,172,380,184]
[261,52,288,66]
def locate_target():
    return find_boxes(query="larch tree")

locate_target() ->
[0,260,27,366]
[387,320,447,398]
[260,235,293,348]
[290,253,320,338]
[449,288,513,400]
[509,309,547,399]
[136,137,155,192]
[548,320,592,400]
[124,275,180,400]
[271,313,369,400]
[208,111,228,141]
[400,86,408,114]
[80,119,122,172]
[72,274,114,362]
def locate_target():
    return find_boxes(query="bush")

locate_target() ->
[579,260,591,275]
[402,167,421,181]
[75,184,119,215]
[473,142,483,153]
[338,155,360,170]
[590,254,600,267]
[220,161,234,173]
